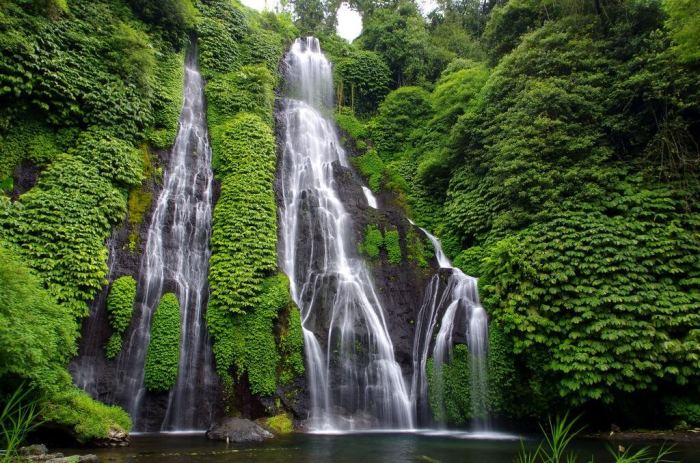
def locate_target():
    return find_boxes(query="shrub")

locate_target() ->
[335,50,390,115]
[358,224,383,259]
[144,293,181,392]
[104,276,137,360]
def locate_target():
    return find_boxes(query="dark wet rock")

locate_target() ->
[20,445,48,456]
[18,444,99,462]
[206,417,274,442]
[11,160,40,198]
[94,429,130,447]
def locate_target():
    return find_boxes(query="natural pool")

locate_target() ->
[57,432,700,463]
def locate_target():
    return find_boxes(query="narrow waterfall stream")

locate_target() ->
[279,37,414,431]
[411,224,490,429]
[115,52,217,432]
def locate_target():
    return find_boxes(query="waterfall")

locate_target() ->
[410,223,490,429]
[115,52,217,432]
[279,37,414,431]
[362,187,378,209]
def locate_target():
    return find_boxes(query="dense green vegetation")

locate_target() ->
[105,276,137,359]
[307,0,700,427]
[0,0,188,439]
[144,293,181,392]
[0,0,697,444]
[199,0,304,401]
[0,244,130,441]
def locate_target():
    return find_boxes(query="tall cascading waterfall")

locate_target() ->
[410,224,489,429]
[115,51,217,431]
[279,37,414,431]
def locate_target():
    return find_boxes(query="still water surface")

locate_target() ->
[58,432,700,462]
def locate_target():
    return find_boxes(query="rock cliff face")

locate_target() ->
[274,101,457,426]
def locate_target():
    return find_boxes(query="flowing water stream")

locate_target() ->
[411,224,490,429]
[114,52,217,431]
[279,37,414,431]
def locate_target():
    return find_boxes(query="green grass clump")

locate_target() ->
[144,293,181,392]
[515,414,677,463]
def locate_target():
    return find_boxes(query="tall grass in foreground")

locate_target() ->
[0,384,43,463]
[515,413,677,463]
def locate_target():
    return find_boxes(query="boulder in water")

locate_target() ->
[206,418,273,442]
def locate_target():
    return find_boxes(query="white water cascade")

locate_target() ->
[115,52,217,431]
[279,37,414,431]
[410,223,490,429]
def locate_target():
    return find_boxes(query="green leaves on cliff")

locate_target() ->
[199,0,304,394]
[334,50,390,115]
[209,113,278,316]
[0,155,125,318]
[144,293,181,392]
[105,276,137,360]
[0,243,131,441]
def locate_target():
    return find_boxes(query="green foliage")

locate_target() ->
[289,0,327,35]
[482,0,546,65]
[144,293,181,392]
[208,113,278,315]
[208,274,292,396]
[263,413,293,434]
[405,228,432,267]
[240,26,286,75]
[0,155,126,318]
[359,224,383,259]
[43,387,131,443]
[71,128,144,188]
[278,305,305,386]
[335,108,369,142]
[205,65,276,128]
[147,51,185,149]
[427,344,472,425]
[384,228,401,265]
[195,0,248,78]
[127,0,196,47]
[480,201,700,404]
[0,384,42,462]
[352,149,385,192]
[370,86,433,162]
[0,243,130,441]
[663,396,700,427]
[358,1,447,86]
[0,0,158,136]
[104,276,136,360]
[0,117,62,178]
[104,333,123,361]
[200,1,302,397]
[663,0,700,63]
[335,50,390,115]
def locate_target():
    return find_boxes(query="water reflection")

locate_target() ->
[56,433,700,463]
